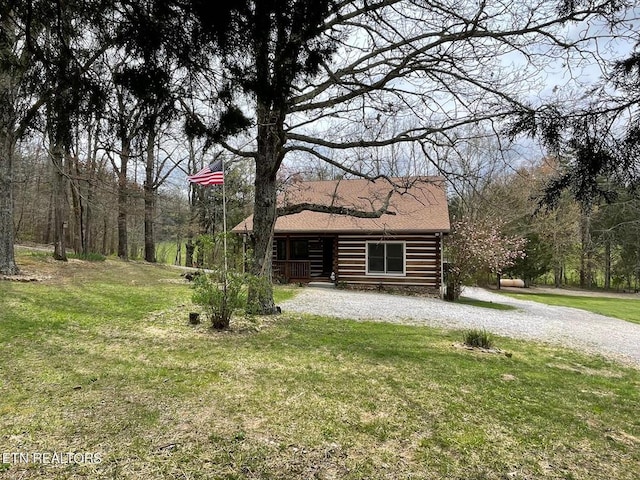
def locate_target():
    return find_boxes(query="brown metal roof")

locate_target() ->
[232,176,450,235]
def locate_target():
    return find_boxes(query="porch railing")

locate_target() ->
[273,260,310,281]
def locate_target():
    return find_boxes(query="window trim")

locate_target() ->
[365,241,406,276]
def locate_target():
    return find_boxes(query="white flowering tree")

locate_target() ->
[446,218,527,300]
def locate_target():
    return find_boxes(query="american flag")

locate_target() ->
[188,159,224,186]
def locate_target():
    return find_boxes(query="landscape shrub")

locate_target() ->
[191,269,250,329]
[462,329,494,349]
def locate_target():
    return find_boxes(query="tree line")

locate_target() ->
[12,136,254,265]
[449,156,640,292]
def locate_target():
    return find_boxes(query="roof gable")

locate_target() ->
[232,176,450,234]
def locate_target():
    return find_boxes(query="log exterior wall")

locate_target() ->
[270,232,444,295]
[337,233,442,290]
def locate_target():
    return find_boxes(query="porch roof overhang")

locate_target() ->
[232,221,449,236]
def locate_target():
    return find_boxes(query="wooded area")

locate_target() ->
[448,157,640,291]
[2,1,640,307]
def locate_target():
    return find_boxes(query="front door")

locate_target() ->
[322,237,334,276]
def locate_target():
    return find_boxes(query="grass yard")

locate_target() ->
[1,254,639,479]
[154,240,181,266]
[456,297,516,311]
[500,291,640,325]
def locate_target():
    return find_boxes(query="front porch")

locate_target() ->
[273,260,312,282]
[272,236,336,283]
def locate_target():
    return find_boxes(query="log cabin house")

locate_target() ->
[232,177,450,296]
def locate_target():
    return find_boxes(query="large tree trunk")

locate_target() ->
[116,138,130,260]
[193,186,209,267]
[144,128,156,263]
[249,159,277,313]
[102,216,109,255]
[143,187,155,262]
[84,121,101,255]
[85,173,94,255]
[69,161,84,254]
[604,237,611,290]
[0,135,19,275]
[185,239,195,268]
[554,264,562,288]
[50,143,68,261]
[579,208,592,289]
[0,12,19,275]
[248,101,285,314]
[186,140,197,268]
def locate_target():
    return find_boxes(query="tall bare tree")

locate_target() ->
[0,2,53,273]
[178,0,634,312]
[1,1,114,266]
[0,4,25,274]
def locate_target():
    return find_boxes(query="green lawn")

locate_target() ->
[1,255,639,479]
[457,296,517,311]
[500,291,640,325]
[155,240,181,265]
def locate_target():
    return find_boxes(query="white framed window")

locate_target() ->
[366,241,405,275]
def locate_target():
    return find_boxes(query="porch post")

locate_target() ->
[333,235,339,281]
[285,236,290,281]
[439,232,445,299]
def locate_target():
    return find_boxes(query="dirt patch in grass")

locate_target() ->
[4,254,125,285]
[606,430,640,447]
[453,342,513,358]
[0,272,52,282]
[546,362,625,378]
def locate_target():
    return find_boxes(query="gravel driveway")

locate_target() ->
[280,286,640,367]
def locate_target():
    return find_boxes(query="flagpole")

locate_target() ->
[222,157,228,274]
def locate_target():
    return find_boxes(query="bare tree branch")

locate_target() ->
[276,188,395,218]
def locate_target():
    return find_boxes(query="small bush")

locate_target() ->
[192,269,250,329]
[462,329,494,349]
